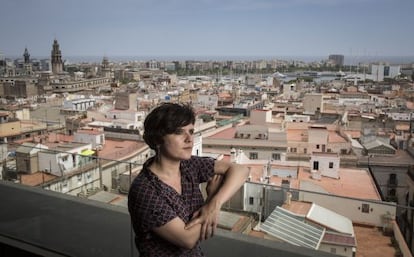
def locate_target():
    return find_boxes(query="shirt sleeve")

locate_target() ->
[189,156,215,184]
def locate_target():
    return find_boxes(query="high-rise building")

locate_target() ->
[328,54,344,67]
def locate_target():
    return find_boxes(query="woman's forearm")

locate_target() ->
[210,163,249,208]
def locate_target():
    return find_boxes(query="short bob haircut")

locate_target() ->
[143,103,195,152]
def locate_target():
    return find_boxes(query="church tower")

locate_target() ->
[51,39,63,74]
[101,56,111,78]
[23,47,32,75]
[23,47,30,63]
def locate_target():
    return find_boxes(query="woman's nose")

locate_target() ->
[184,132,193,142]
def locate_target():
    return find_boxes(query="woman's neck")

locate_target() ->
[150,156,182,195]
[151,155,181,179]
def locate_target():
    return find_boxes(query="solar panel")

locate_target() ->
[260,206,325,249]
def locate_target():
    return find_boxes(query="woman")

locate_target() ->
[128,103,249,257]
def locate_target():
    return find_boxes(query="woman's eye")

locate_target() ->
[174,129,183,135]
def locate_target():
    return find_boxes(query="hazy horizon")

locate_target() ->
[3,54,414,66]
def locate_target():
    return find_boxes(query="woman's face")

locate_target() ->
[160,123,194,161]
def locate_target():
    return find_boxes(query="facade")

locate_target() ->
[250,109,272,125]
[371,63,401,82]
[303,94,324,115]
[196,93,219,110]
[287,124,351,159]
[283,83,299,100]
[0,78,40,99]
[51,77,112,93]
[310,152,340,179]
[15,143,48,174]
[285,114,311,123]
[62,98,96,111]
[73,129,105,149]
[38,142,94,177]
[106,109,145,130]
[114,92,137,111]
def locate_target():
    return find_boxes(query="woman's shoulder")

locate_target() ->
[129,168,157,197]
[182,155,213,165]
[181,156,215,173]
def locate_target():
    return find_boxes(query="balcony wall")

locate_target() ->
[0,180,337,257]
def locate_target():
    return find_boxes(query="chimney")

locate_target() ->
[285,191,292,205]
[230,148,237,163]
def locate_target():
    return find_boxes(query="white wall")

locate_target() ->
[299,191,396,227]
[318,243,354,257]
[310,153,340,179]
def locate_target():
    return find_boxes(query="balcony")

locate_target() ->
[0,181,337,257]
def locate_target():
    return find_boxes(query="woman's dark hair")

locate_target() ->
[143,103,195,151]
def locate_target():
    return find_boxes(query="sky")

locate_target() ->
[1,0,414,60]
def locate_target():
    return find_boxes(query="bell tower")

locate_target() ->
[23,47,32,75]
[23,47,30,63]
[51,39,63,74]
[101,56,111,78]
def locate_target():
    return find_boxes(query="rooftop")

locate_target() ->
[247,164,381,201]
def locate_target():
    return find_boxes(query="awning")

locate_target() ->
[80,149,95,156]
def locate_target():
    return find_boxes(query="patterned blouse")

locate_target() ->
[128,156,215,257]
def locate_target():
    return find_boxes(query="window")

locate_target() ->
[61,155,68,162]
[77,174,82,182]
[272,153,280,160]
[290,148,297,153]
[313,161,319,170]
[329,162,334,168]
[361,203,370,213]
[316,144,320,149]
[249,197,254,205]
[304,148,307,154]
[384,66,390,76]
[249,152,258,159]
[330,248,336,254]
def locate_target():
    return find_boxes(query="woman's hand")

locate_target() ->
[185,175,223,240]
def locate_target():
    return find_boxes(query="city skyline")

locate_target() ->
[1,0,414,59]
